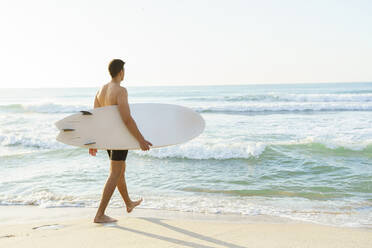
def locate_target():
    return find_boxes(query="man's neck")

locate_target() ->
[110,77,121,84]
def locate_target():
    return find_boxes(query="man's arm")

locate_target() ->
[117,88,145,142]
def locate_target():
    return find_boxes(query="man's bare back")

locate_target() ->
[96,82,124,107]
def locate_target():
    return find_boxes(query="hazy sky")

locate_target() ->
[0,0,371,88]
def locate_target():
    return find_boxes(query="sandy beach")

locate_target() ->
[0,206,371,248]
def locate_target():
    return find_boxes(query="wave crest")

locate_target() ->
[195,102,372,113]
[131,138,372,160]
[182,93,372,103]
[0,103,88,114]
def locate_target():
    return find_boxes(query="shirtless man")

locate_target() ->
[89,59,152,223]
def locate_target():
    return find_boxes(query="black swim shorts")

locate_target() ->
[106,150,128,161]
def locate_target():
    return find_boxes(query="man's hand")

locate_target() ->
[89,148,97,156]
[139,139,152,151]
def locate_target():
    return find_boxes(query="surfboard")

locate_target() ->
[55,103,205,150]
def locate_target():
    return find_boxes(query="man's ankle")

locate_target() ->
[95,211,104,217]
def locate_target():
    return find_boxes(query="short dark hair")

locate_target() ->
[108,59,125,78]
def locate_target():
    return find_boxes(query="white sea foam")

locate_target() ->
[136,194,372,228]
[1,191,370,228]
[195,102,372,113]
[0,190,87,208]
[131,138,371,160]
[0,103,89,113]
[183,93,372,103]
[0,133,65,149]
[276,93,372,102]
[132,139,267,160]
[24,102,89,113]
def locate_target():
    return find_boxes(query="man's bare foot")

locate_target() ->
[126,198,143,213]
[94,214,117,223]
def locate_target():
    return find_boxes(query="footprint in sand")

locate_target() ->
[32,224,64,230]
[0,234,15,238]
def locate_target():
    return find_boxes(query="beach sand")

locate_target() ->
[0,206,371,248]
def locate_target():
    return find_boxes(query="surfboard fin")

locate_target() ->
[80,111,92,115]
[62,128,75,132]
[84,142,96,146]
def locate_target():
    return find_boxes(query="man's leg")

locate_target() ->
[94,160,122,223]
[117,161,143,213]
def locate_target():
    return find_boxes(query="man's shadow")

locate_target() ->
[106,217,247,248]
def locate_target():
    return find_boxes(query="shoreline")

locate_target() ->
[0,205,303,226]
[1,205,371,230]
[1,205,371,248]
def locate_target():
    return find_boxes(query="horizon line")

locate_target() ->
[0,81,371,89]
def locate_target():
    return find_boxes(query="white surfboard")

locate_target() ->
[55,103,205,150]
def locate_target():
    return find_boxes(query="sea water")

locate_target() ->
[0,83,371,228]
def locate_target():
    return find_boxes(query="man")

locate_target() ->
[89,59,152,223]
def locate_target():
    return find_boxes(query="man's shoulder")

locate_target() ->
[118,86,128,94]
[110,86,127,100]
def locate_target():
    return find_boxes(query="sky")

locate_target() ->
[0,0,371,88]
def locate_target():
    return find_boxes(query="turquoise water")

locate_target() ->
[0,83,371,228]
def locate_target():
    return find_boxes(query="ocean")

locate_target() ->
[0,83,371,228]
